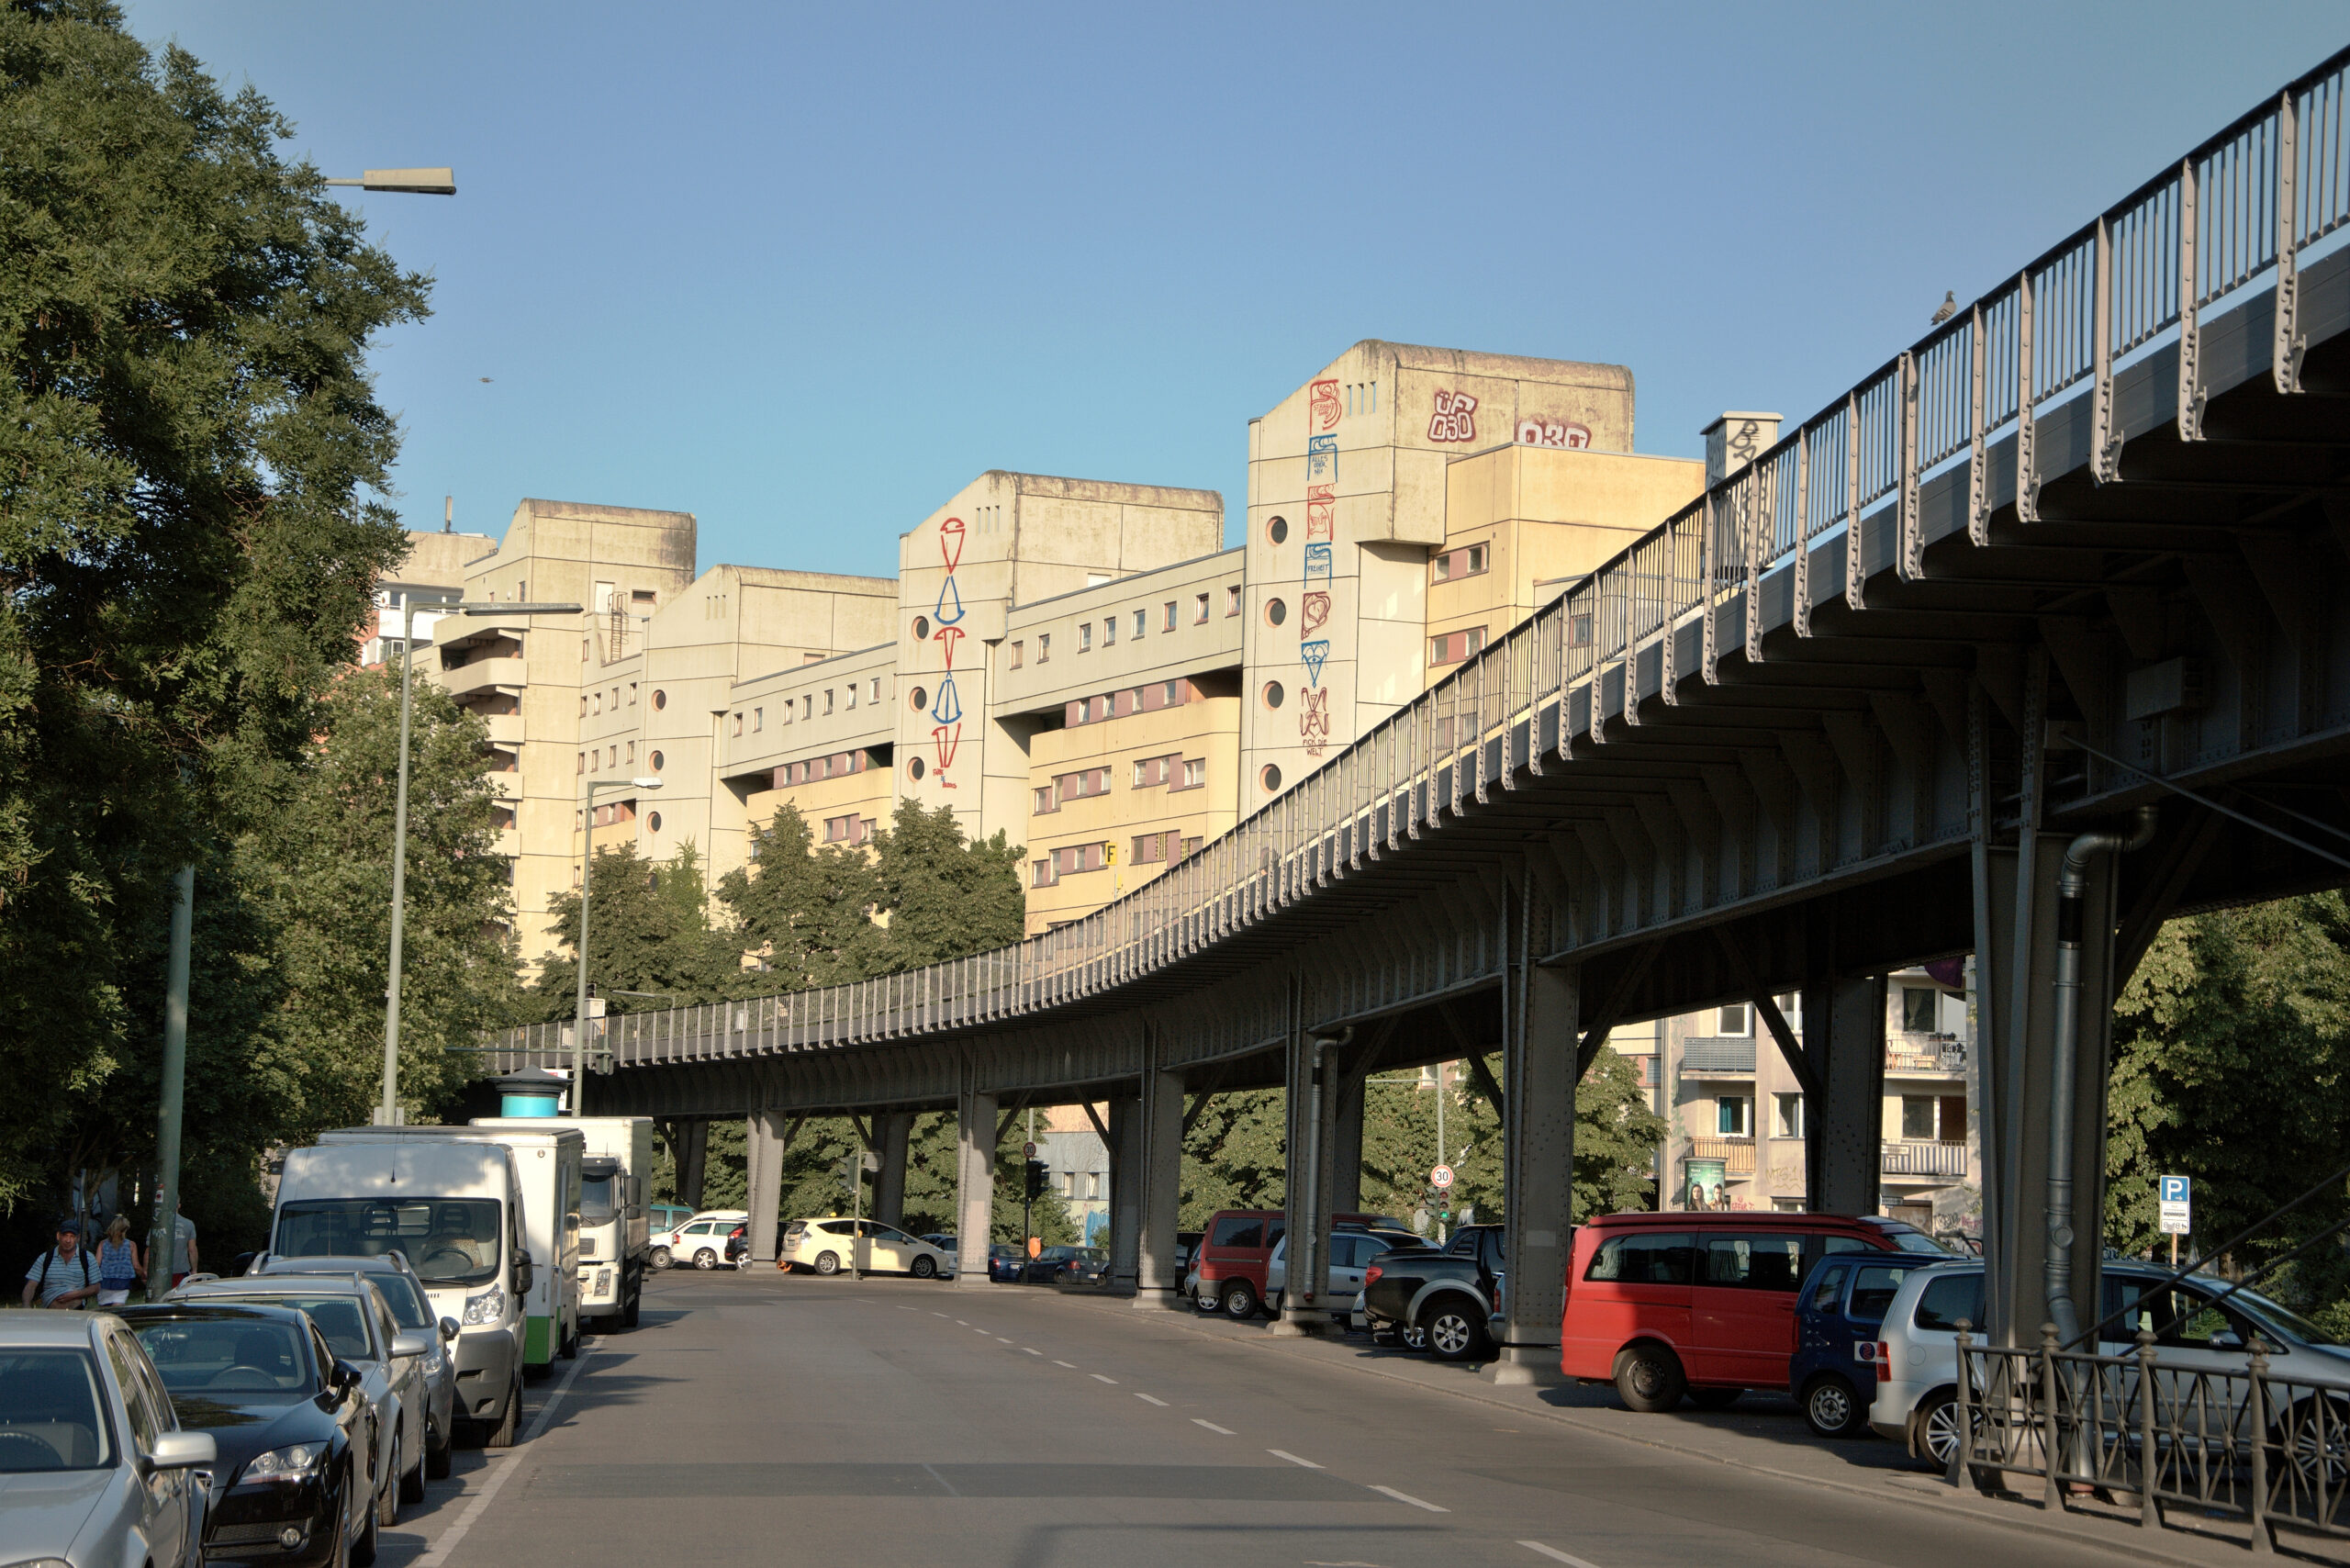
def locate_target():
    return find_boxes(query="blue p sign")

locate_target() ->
[2160,1175,2191,1204]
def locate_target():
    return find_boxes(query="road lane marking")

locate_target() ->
[1369,1485,1449,1513]
[933,1312,947,1317]
[1054,1361,1077,1368]
[956,1319,968,1325]
[1192,1419,1235,1434]
[1269,1450,1323,1469]
[1135,1393,1169,1406]
[1519,1545,1603,1567]
[997,1337,1014,1343]
[1091,1373,1119,1383]
[922,1462,961,1496]
[413,1347,592,1568]
[1023,1348,1043,1355]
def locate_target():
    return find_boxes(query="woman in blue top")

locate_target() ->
[95,1215,142,1306]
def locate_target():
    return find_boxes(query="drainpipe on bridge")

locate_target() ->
[1274,1025,1353,1338]
[2044,805,2158,1345]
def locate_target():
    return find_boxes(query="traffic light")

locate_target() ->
[1024,1159,1048,1201]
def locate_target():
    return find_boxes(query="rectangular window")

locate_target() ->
[1163,600,1178,632]
[732,711,744,736]
[1716,1095,1751,1137]
[824,689,834,715]
[629,682,638,705]
[580,695,588,717]
[1717,1003,1750,1036]
[1034,786,1054,814]
[1225,585,1241,616]
[1133,609,1147,639]
[1901,987,1938,1034]
[1038,633,1051,664]
[1132,832,1169,864]
[784,701,794,725]
[626,740,635,763]
[1102,616,1116,647]
[1181,757,1205,790]
[1901,1096,1937,1140]
[753,708,763,732]
[1011,641,1024,669]
[1585,1231,1696,1284]
[1774,1093,1806,1139]
[576,751,586,774]
[1702,1234,1806,1292]
[1194,593,1209,623]
[801,696,811,720]
[1032,858,1055,888]
[1079,622,1092,653]
[1430,626,1489,666]
[1939,1096,1968,1144]
[845,684,856,710]
[870,678,881,704]
[1182,835,1202,856]
[1432,543,1491,583]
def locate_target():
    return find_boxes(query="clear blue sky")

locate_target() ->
[122,2,2350,577]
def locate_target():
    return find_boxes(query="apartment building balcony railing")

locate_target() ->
[441,657,528,701]
[480,713,525,746]
[1881,1140,1968,1179]
[1886,1033,1967,1077]
[1686,1137,1756,1175]
[1681,1037,1756,1074]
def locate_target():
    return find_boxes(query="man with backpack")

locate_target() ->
[21,1218,99,1308]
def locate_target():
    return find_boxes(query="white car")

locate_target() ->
[652,1210,747,1271]
[781,1218,951,1278]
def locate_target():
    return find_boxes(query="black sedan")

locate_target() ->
[1018,1245,1101,1284]
[112,1303,372,1567]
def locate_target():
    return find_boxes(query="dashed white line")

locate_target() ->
[955,1319,968,1325]
[1091,1373,1119,1384]
[1268,1449,1323,1469]
[1519,1545,1603,1568]
[1192,1418,1235,1435]
[1135,1393,1169,1406]
[1370,1484,1449,1513]
[1022,1348,1042,1356]
[1053,1360,1077,1368]
[932,1312,948,1317]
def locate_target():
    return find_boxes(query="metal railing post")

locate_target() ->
[2042,1321,2065,1511]
[2136,1327,2159,1529]
[2250,1336,2274,1554]
[1950,1320,1974,1488]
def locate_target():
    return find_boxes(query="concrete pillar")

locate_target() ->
[746,1110,786,1265]
[1276,1013,1339,1334]
[1133,1056,1187,1310]
[1801,974,1886,1216]
[954,1087,997,1290]
[1490,961,1577,1385]
[1975,832,2118,1347]
[1330,1068,1365,1215]
[871,1112,913,1227]
[676,1120,710,1212]
[1108,1096,1141,1294]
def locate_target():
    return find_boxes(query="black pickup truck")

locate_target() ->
[1357,1223,1506,1362]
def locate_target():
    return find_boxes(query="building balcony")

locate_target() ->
[479,712,525,746]
[440,657,527,701]
[1881,1140,1968,1179]
[493,825,521,858]
[1685,1137,1755,1174]
[1886,1033,1966,1077]
[1681,1037,1755,1074]
[486,773,520,802]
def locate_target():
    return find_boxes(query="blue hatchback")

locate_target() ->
[1791,1252,1931,1437]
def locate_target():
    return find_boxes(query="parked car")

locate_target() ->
[254,1252,460,1479]
[922,1234,955,1251]
[1559,1212,1954,1412]
[0,1312,215,1568]
[170,1274,431,1530]
[1192,1209,1404,1319]
[1790,1251,1934,1437]
[652,1210,747,1271]
[649,1203,695,1235]
[780,1218,953,1278]
[1358,1225,1505,1361]
[1051,1248,1112,1287]
[1267,1228,1418,1318]
[987,1245,1025,1282]
[111,1302,375,1567]
[1173,1231,1203,1279]
[1017,1245,1095,1284]
[1870,1259,2350,1467]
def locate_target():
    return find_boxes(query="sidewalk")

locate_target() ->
[1080,1296,2330,1568]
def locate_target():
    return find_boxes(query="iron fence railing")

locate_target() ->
[478,45,2350,1073]
[1953,1327,2350,1551]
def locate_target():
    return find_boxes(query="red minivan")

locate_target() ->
[1194,1208,1402,1319]
[1559,1212,1952,1412]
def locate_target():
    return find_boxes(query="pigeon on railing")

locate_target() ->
[1930,290,1957,325]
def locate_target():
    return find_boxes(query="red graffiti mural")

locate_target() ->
[1301,591,1330,634]
[1516,417,1593,450]
[1427,388,1479,443]
[1305,482,1335,540]
[1300,687,1330,755]
[926,516,967,788]
[1310,378,1342,433]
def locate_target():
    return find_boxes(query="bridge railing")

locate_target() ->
[479,47,2350,1072]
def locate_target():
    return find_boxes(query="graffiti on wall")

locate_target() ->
[928,516,966,787]
[1305,482,1335,540]
[1516,417,1593,450]
[1310,378,1342,433]
[1298,688,1330,751]
[1427,388,1479,443]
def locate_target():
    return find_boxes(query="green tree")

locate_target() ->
[1180,1090,1287,1228]
[0,0,430,1210]
[528,842,739,1019]
[716,805,884,990]
[869,801,1025,969]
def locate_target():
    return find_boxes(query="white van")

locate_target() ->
[474,1116,650,1329]
[323,1126,585,1382]
[272,1137,531,1444]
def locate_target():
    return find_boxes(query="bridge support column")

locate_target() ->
[675,1120,710,1212]
[1275,1011,1339,1337]
[871,1112,912,1227]
[1108,1095,1141,1294]
[1488,960,1576,1386]
[1802,974,1886,1215]
[1133,1055,1186,1311]
[1330,1068,1365,1215]
[746,1109,787,1266]
[955,1087,997,1290]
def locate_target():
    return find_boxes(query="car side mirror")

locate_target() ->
[440,1316,461,1343]
[389,1330,431,1360]
[148,1430,217,1471]
[515,1251,535,1295]
[332,1359,363,1391]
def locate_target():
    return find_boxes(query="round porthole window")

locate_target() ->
[1262,680,1285,710]
[647,812,663,833]
[648,750,664,771]
[1268,516,1289,544]
[908,756,926,781]
[912,615,931,642]
[1260,764,1282,792]
[1264,598,1287,628]
[909,686,928,711]
[651,689,666,711]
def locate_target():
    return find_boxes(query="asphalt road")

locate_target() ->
[366,1267,2179,1568]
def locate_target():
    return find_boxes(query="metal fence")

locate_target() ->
[1953,1327,2350,1551]
[481,46,2350,1075]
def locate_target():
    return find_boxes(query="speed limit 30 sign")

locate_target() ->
[1431,1164,1455,1190]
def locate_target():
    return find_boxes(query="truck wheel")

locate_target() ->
[1614,1343,1687,1413]
[1220,1280,1259,1319]
[814,1250,841,1276]
[1422,1299,1490,1362]
[485,1377,521,1449]
[1802,1374,1865,1438]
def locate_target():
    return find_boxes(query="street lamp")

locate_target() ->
[574,774,664,1113]
[377,598,580,1126]
[323,168,456,196]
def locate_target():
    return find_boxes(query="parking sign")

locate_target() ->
[2158,1174,2191,1236]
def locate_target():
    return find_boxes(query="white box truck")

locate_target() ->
[473,1115,651,1329]
[271,1137,532,1444]
[322,1126,584,1380]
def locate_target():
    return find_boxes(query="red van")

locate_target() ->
[1559,1212,1952,1411]
[1193,1208,1402,1319]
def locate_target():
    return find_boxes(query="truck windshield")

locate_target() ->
[276,1199,502,1287]
[578,1174,619,1226]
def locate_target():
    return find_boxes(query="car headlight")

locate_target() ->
[241,1443,326,1482]
[462,1286,506,1326]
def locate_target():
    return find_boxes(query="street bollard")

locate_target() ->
[2136,1327,2159,1529]
[2249,1336,2272,1555]
[2041,1322,2065,1512]
[1948,1321,1972,1489]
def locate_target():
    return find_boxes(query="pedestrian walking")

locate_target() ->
[22,1218,99,1309]
[168,1199,199,1286]
[95,1215,142,1306]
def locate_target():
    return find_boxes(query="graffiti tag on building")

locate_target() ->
[1516,417,1593,450]
[1310,378,1342,432]
[1427,389,1479,443]
[928,516,966,787]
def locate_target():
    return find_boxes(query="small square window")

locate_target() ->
[1774,1093,1806,1139]
[1717,1096,1751,1137]
[1717,1004,1750,1036]
[1901,987,1938,1034]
